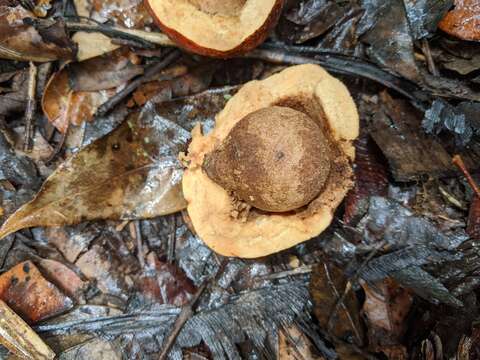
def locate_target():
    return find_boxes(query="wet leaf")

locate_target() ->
[439,0,480,41]
[0,261,73,323]
[74,0,152,29]
[404,0,453,39]
[138,253,196,306]
[277,0,345,44]
[361,0,420,81]
[0,102,190,239]
[344,134,389,225]
[0,68,29,116]
[422,99,480,146]
[362,279,413,359]
[0,130,40,188]
[0,5,74,62]
[38,259,86,300]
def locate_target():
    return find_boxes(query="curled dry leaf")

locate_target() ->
[0,5,74,62]
[439,0,480,41]
[0,103,189,239]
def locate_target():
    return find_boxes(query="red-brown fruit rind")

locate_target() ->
[144,0,284,58]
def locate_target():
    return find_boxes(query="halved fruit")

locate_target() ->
[182,64,360,258]
[145,0,284,57]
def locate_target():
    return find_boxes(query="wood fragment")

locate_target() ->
[0,299,55,360]
[23,62,37,152]
[421,39,439,76]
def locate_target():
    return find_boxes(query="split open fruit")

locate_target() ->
[145,0,284,57]
[182,64,359,258]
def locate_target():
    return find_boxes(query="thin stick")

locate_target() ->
[65,21,175,48]
[254,265,313,282]
[421,39,439,76]
[323,263,362,345]
[158,258,229,360]
[327,240,386,338]
[453,155,480,198]
[94,50,181,117]
[167,216,177,263]
[134,220,145,269]
[24,62,37,152]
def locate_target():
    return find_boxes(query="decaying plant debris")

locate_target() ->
[0,0,480,359]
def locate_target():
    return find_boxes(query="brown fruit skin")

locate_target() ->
[144,0,284,58]
[203,106,331,212]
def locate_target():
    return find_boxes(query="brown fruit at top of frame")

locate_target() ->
[144,0,284,57]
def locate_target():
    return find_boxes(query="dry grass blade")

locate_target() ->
[0,299,55,360]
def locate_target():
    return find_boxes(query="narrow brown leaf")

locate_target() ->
[0,299,55,360]
[0,104,189,239]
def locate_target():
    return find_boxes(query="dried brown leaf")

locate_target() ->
[72,31,121,62]
[0,5,74,62]
[68,48,143,92]
[439,0,480,41]
[0,106,189,239]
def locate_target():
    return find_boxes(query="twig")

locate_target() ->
[453,154,480,198]
[327,240,387,338]
[94,49,181,117]
[247,47,428,110]
[65,21,175,48]
[24,62,37,152]
[421,39,439,76]
[158,258,229,360]
[134,220,145,269]
[167,216,177,263]
[45,128,67,164]
[254,265,313,282]
[323,263,362,345]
